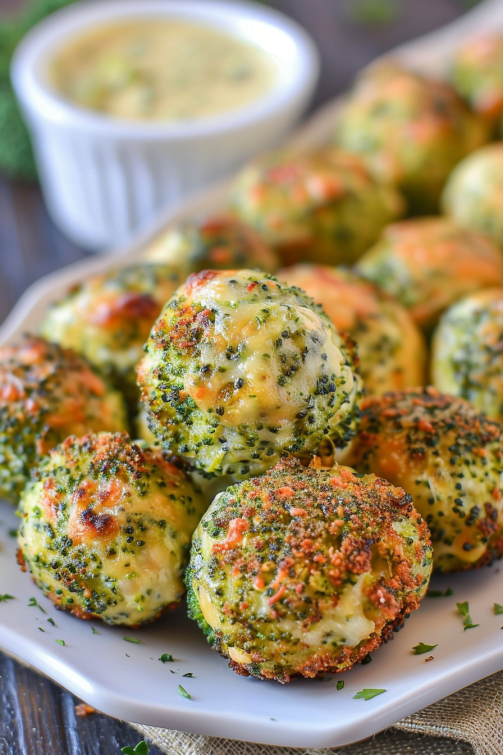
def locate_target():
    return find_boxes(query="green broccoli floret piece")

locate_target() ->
[185,564,216,646]
[21,0,77,27]
[0,84,37,181]
[0,0,77,181]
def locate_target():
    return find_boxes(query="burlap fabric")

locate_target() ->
[132,669,503,755]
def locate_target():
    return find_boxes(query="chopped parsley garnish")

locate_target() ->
[28,596,46,613]
[159,653,174,663]
[360,653,372,665]
[337,680,344,691]
[494,603,503,615]
[91,626,99,634]
[412,642,438,655]
[182,672,194,678]
[123,636,141,644]
[8,529,17,538]
[55,639,65,646]
[0,594,15,603]
[427,587,453,598]
[177,684,191,700]
[457,601,479,630]
[353,688,386,701]
[121,742,149,755]
[47,618,56,627]
[38,627,45,633]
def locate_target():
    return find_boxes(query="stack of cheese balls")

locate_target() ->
[7,32,503,683]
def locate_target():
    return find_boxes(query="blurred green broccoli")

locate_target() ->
[346,0,400,27]
[0,0,77,181]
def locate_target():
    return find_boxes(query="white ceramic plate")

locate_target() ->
[2,0,503,747]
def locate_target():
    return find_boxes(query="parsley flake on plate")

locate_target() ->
[0,594,14,603]
[412,642,438,655]
[123,636,141,644]
[353,688,386,701]
[494,603,503,615]
[28,596,46,613]
[457,601,479,630]
[159,653,174,663]
[47,618,56,627]
[55,639,65,646]
[91,626,99,634]
[178,684,192,700]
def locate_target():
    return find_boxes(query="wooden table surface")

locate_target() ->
[0,1,474,753]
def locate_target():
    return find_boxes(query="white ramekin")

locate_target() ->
[11,0,319,250]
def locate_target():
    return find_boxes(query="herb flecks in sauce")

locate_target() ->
[52,21,278,122]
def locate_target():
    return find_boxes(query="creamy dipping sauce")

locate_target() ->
[51,20,279,121]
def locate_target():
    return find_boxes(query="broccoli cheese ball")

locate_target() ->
[335,62,489,213]
[348,389,503,572]
[279,264,427,395]
[0,336,128,501]
[141,215,279,275]
[229,148,405,266]
[442,143,503,247]
[18,432,206,625]
[186,458,432,682]
[41,263,183,405]
[137,269,363,479]
[356,217,503,330]
[432,288,503,421]
[450,35,503,126]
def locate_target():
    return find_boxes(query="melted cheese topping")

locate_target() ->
[180,273,352,431]
[432,287,503,421]
[140,270,362,477]
[351,390,503,572]
[42,265,180,379]
[18,437,206,626]
[197,541,375,661]
[274,575,375,649]
[186,298,343,429]
[195,512,378,660]
[280,264,426,395]
[358,218,503,327]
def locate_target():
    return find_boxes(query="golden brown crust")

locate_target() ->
[187,458,432,681]
[349,388,503,572]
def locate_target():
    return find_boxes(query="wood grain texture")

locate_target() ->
[0,652,165,755]
[0,1,469,753]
